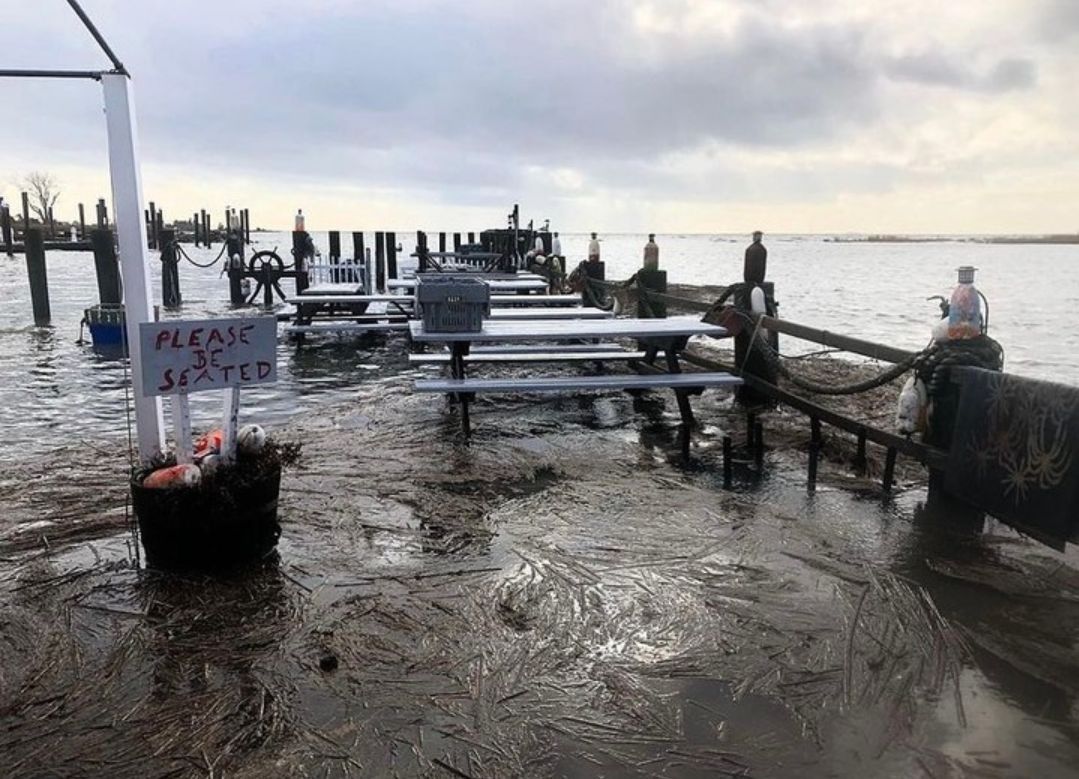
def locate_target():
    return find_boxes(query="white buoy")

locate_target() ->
[552,232,562,257]
[588,232,600,262]
[238,424,267,455]
[295,209,305,232]
[895,375,928,435]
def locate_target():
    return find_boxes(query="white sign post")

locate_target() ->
[138,317,277,460]
[102,72,165,464]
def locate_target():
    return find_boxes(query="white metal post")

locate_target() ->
[102,72,165,464]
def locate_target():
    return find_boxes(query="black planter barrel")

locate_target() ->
[131,462,282,570]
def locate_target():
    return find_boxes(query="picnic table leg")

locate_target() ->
[664,345,696,429]
[449,341,472,436]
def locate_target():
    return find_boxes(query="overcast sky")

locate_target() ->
[1,0,1077,233]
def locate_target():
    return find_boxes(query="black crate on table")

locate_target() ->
[415,275,491,332]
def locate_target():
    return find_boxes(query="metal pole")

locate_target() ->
[102,72,164,464]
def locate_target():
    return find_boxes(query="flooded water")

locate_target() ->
[0,232,1076,463]
[0,233,1078,777]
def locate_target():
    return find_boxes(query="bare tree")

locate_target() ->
[22,171,60,224]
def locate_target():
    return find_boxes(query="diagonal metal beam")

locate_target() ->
[65,0,126,74]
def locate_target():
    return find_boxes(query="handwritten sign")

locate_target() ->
[139,317,277,397]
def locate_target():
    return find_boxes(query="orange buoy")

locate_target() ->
[142,463,201,489]
[194,428,224,457]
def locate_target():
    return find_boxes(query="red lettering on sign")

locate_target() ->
[158,368,175,392]
[207,328,224,347]
[155,330,170,351]
[188,328,203,347]
[192,349,207,371]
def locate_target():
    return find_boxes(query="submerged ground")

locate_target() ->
[1,340,1078,778]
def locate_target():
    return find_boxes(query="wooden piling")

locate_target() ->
[439,232,446,253]
[855,429,867,475]
[416,230,428,272]
[21,192,30,234]
[1,204,12,257]
[227,231,246,305]
[24,229,50,325]
[47,206,55,239]
[467,232,475,244]
[387,231,398,280]
[78,203,86,239]
[156,210,164,247]
[375,232,387,292]
[147,201,157,248]
[243,208,250,244]
[202,210,211,248]
[637,269,667,318]
[96,198,107,228]
[882,448,897,493]
[159,228,181,308]
[90,228,122,305]
[329,230,341,282]
[292,231,309,295]
[808,417,821,492]
[453,232,461,252]
[352,231,365,288]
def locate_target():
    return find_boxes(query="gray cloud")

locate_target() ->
[0,0,1058,213]
[884,52,1036,92]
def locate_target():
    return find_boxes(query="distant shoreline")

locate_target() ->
[827,234,1079,245]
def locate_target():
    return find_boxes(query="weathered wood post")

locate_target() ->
[637,233,667,318]
[90,228,122,305]
[159,228,181,308]
[243,208,251,244]
[147,200,156,248]
[580,259,605,305]
[387,231,398,280]
[47,206,55,239]
[1,203,12,257]
[292,230,310,294]
[352,231,365,288]
[78,203,86,239]
[329,230,341,282]
[21,192,30,235]
[453,232,461,252]
[417,230,429,272]
[375,232,386,292]
[808,417,821,492]
[467,232,475,244]
[227,230,246,305]
[192,212,200,246]
[439,232,446,254]
[155,209,164,246]
[96,198,107,228]
[201,209,210,248]
[24,228,51,325]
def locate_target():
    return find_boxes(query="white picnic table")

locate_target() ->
[408,315,726,343]
[410,316,735,441]
[300,282,367,296]
[486,307,612,321]
[389,276,548,293]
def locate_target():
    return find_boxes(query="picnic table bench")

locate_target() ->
[409,316,739,451]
